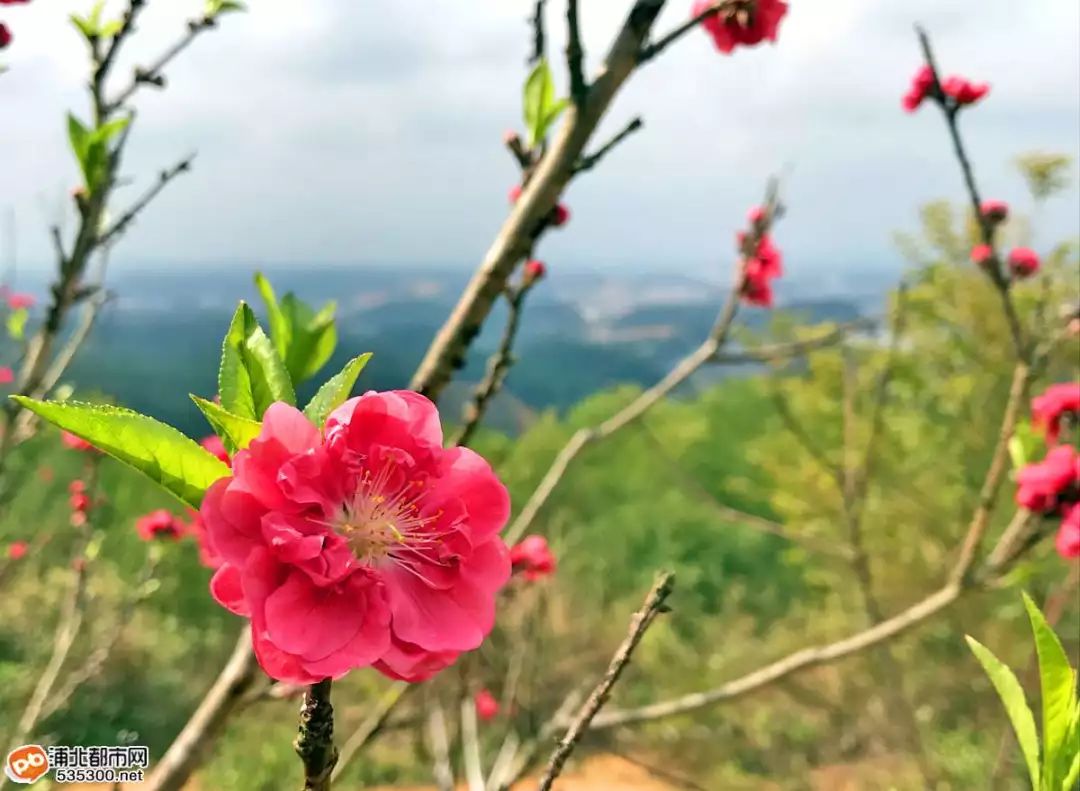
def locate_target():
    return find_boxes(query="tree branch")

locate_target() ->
[97,154,195,247]
[536,571,675,791]
[573,116,643,174]
[566,0,588,105]
[294,680,337,791]
[529,0,547,65]
[108,16,217,112]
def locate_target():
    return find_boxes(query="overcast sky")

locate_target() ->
[1,0,1078,277]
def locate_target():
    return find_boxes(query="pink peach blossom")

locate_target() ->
[135,509,186,542]
[1016,445,1079,514]
[510,535,556,581]
[941,76,990,106]
[0,367,13,385]
[1057,504,1080,559]
[1032,383,1080,445]
[694,0,788,54]
[980,199,1008,223]
[1007,247,1039,279]
[7,540,28,560]
[202,393,511,684]
[970,244,993,266]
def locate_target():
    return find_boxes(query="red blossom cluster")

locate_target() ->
[737,205,783,308]
[68,480,94,527]
[1017,383,1080,560]
[509,534,556,581]
[693,0,788,55]
[1032,383,1080,445]
[902,65,989,113]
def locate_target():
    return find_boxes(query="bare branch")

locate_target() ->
[143,633,260,791]
[452,283,535,447]
[294,680,337,791]
[529,0,547,65]
[95,0,148,91]
[574,117,644,175]
[494,685,586,790]
[97,154,195,247]
[710,319,875,364]
[566,0,587,104]
[536,571,675,790]
[914,26,1026,356]
[108,16,217,112]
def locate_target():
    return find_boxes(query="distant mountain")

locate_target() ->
[41,264,875,437]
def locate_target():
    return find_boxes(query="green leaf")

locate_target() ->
[67,113,92,177]
[966,635,1041,790]
[70,13,96,40]
[302,353,372,428]
[10,397,228,509]
[190,395,262,455]
[93,117,130,145]
[100,19,124,38]
[254,273,338,386]
[6,308,28,341]
[524,59,560,147]
[1023,592,1077,787]
[218,302,296,421]
[254,272,291,362]
[87,0,104,30]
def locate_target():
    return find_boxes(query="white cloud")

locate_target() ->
[1,0,1077,276]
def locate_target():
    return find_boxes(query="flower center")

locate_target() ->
[335,461,438,564]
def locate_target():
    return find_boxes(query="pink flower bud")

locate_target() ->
[942,76,990,106]
[200,435,231,465]
[980,199,1009,223]
[0,367,13,385]
[523,259,546,283]
[747,205,767,226]
[969,244,994,266]
[474,689,500,721]
[7,292,34,310]
[502,130,520,146]
[7,540,28,560]
[508,184,523,204]
[1008,247,1040,279]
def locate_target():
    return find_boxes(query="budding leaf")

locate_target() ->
[6,308,28,341]
[523,59,567,147]
[190,395,262,455]
[218,302,296,421]
[10,397,229,508]
[303,353,372,428]
[965,635,1041,790]
[254,272,337,386]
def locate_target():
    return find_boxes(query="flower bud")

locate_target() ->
[523,259,546,284]
[551,203,570,227]
[1007,247,1040,279]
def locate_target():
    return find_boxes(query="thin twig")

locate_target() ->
[452,283,535,448]
[494,684,586,790]
[97,155,195,246]
[574,117,643,174]
[915,26,1025,357]
[108,16,217,111]
[529,0,547,65]
[331,682,411,783]
[709,319,876,364]
[427,699,455,791]
[536,571,675,790]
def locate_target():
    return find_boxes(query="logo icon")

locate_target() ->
[4,745,49,784]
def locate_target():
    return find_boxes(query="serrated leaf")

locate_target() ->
[302,353,372,428]
[6,308,28,341]
[218,302,296,421]
[966,635,1041,790]
[524,59,556,147]
[254,272,291,362]
[1023,592,1077,787]
[11,397,228,508]
[190,395,262,455]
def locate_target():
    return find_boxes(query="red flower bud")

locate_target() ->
[508,184,523,204]
[7,540,28,560]
[0,367,13,385]
[523,259,546,283]
[970,244,994,266]
[474,689,500,721]
[942,76,990,106]
[1007,247,1040,279]
[980,199,1009,224]
[551,204,570,227]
